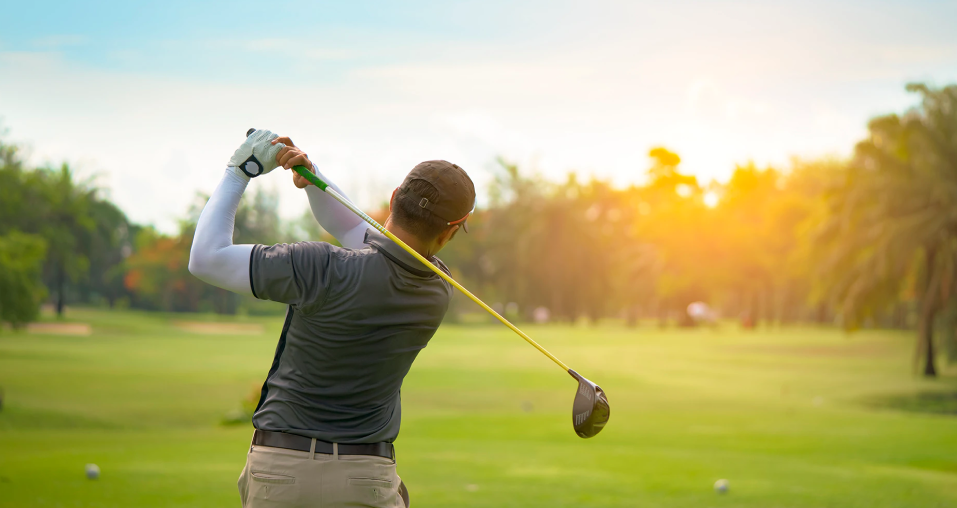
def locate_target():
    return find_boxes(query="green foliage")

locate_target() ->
[814,82,957,375]
[121,226,205,312]
[0,82,953,353]
[0,137,134,315]
[0,232,47,327]
[441,161,641,322]
[123,185,316,315]
[234,187,283,245]
[83,198,137,306]
[442,83,954,379]
[446,151,825,326]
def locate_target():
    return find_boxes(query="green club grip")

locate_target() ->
[245,128,329,191]
[292,165,328,191]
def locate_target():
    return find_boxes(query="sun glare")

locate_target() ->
[703,191,720,208]
[675,184,693,198]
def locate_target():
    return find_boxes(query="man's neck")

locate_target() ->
[383,217,433,258]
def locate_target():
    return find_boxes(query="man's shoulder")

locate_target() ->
[252,241,376,271]
[285,240,374,257]
[429,255,452,279]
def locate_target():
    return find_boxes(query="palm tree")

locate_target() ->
[815,83,957,376]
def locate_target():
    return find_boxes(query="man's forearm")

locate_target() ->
[304,167,371,249]
[188,169,255,295]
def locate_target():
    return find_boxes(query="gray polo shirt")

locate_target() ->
[248,229,452,443]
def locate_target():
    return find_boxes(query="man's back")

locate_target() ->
[187,130,475,506]
[249,230,452,443]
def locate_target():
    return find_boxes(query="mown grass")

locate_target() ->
[1,308,955,507]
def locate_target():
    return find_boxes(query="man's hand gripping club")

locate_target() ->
[270,135,319,189]
[229,129,286,179]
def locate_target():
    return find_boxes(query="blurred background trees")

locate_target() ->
[813,83,957,376]
[0,231,47,327]
[0,140,137,317]
[0,142,47,326]
[1,82,954,376]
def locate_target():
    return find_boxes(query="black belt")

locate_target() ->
[252,430,394,460]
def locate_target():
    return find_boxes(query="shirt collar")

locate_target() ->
[363,229,443,278]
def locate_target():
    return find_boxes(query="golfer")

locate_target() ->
[188,129,475,507]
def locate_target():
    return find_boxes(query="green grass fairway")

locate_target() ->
[1,308,956,507]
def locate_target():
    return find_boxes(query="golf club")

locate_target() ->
[246,128,610,438]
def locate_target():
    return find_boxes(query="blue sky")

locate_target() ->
[1,0,956,232]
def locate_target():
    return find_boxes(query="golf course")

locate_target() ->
[1,307,955,507]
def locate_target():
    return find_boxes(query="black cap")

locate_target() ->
[396,160,476,232]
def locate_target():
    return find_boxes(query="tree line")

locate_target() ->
[0,140,321,321]
[0,83,954,375]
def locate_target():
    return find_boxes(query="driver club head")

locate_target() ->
[569,369,610,438]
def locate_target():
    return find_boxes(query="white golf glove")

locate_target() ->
[228,129,285,179]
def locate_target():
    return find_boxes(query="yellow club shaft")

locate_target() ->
[293,165,570,373]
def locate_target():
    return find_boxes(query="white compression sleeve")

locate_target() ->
[304,166,373,250]
[188,169,255,296]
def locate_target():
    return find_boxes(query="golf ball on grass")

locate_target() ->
[714,479,729,493]
[85,464,100,480]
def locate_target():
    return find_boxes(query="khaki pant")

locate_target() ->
[238,438,407,507]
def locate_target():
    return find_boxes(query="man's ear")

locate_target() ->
[436,224,460,248]
[390,189,397,212]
